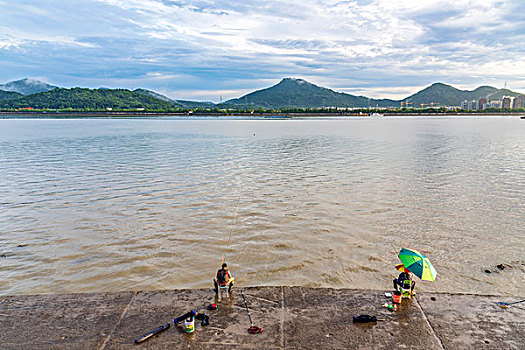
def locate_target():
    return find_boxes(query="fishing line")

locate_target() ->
[222,192,241,264]
[220,147,249,265]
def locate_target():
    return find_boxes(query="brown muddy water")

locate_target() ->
[0,116,523,296]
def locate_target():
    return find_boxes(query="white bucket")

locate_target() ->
[184,317,194,333]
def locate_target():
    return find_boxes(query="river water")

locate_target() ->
[0,116,523,296]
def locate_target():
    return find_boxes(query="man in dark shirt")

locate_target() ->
[393,271,415,293]
[214,263,234,293]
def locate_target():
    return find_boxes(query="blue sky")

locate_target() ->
[1,0,524,101]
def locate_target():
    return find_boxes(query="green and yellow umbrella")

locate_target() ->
[398,248,437,281]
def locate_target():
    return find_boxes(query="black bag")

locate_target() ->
[353,315,377,323]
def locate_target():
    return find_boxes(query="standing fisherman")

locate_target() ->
[214,263,234,293]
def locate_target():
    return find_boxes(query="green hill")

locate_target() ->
[133,88,183,106]
[134,88,215,108]
[0,90,23,101]
[176,100,216,108]
[2,77,523,111]
[221,78,398,109]
[486,88,524,100]
[0,88,174,110]
[403,83,523,106]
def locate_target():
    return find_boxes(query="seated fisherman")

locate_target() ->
[393,271,415,294]
[214,263,234,293]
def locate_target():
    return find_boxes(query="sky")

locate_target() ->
[0,0,524,101]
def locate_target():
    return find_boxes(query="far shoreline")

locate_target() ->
[1,111,524,118]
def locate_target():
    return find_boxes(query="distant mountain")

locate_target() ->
[0,78,58,95]
[176,100,216,108]
[0,88,174,110]
[134,88,181,105]
[2,77,523,111]
[0,90,23,101]
[222,78,398,109]
[486,88,524,101]
[134,88,215,108]
[403,83,524,106]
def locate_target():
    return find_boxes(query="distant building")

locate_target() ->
[478,98,487,110]
[502,96,512,108]
[487,100,502,109]
[512,95,524,109]
[461,100,477,110]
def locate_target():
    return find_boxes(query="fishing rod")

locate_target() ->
[497,299,525,309]
[241,289,263,334]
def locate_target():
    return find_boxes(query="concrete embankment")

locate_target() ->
[1,287,523,349]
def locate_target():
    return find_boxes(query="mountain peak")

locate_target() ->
[279,78,310,85]
[429,82,451,88]
[0,78,57,95]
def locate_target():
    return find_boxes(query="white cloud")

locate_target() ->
[1,0,523,99]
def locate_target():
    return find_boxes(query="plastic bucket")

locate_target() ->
[393,291,402,304]
[184,317,195,333]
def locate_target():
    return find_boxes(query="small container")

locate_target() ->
[184,317,195,333]
[393,291,402,304]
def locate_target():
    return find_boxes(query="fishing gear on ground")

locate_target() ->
[134,323,170,344]
[174,310,210,326]
[134,305,215,344]
[497,299,525,309]
[352,315,385,323]
[241,289,263,334]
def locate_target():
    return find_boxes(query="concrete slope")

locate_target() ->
[0,287,523,349]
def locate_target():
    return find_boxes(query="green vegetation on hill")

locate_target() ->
[404,83,523,106]
[1,78,523,112]
[0,90,23,101]
[133,88,215,108]
[486,88,524,100]
[222,78,398,109]
[0,88,174,110]
[133,88,182,106]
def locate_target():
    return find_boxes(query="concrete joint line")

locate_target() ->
[280,286,285,349]
[98,291,137,350]
[415,296,446,349]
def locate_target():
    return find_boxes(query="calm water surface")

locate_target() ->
[0,116,523,296]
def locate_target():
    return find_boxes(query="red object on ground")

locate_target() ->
[393,291,402,304]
